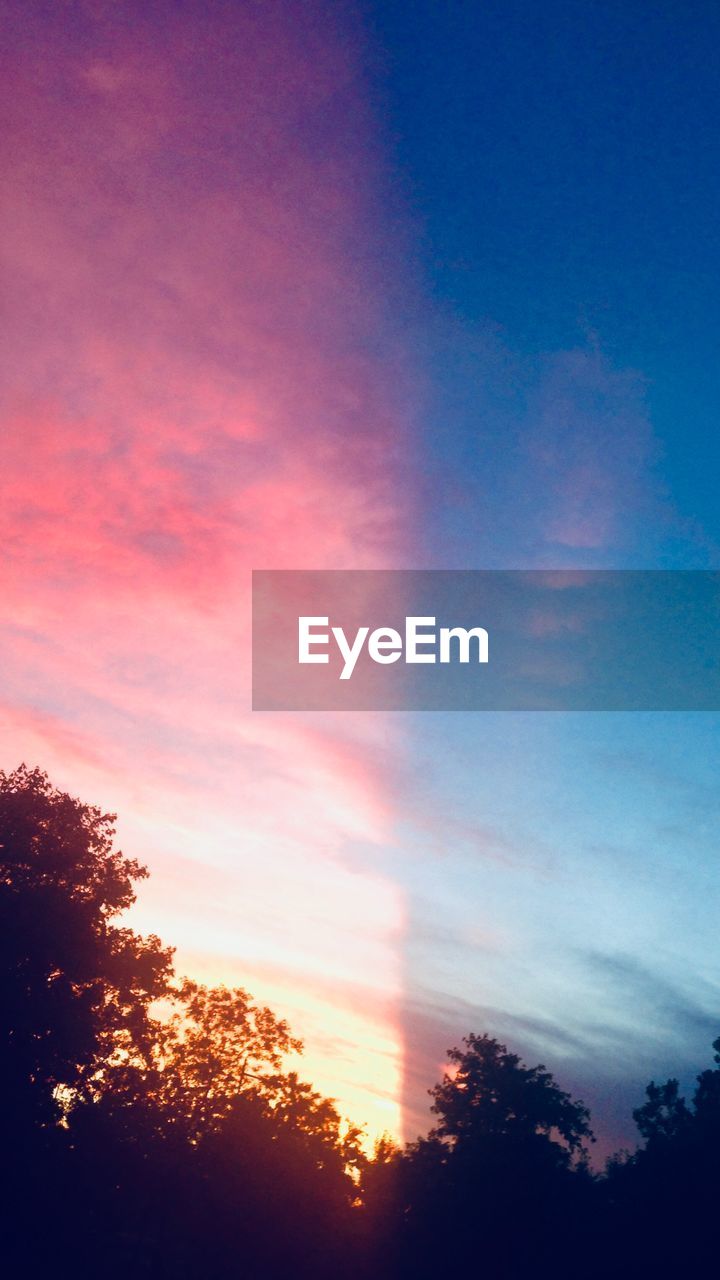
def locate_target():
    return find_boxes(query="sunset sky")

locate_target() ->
[3,0,720,1157]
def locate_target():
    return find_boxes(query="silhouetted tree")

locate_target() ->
[430,1032,593,1160]
[691,1035,720,1133]
[363,1034,595,1280]
[6,762,720,1280]
[603,1035,720,1278]
[156,978,303,1135]
[633,1076,692,1144]
[0,764,173,1132]
[0,765,367,1279]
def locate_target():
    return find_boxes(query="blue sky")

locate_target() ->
[356,0,720,1153]
[367,0,720,561]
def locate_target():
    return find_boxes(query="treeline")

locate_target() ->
[1,766,717,1279]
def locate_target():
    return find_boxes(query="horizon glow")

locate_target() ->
[3,0,720,1160]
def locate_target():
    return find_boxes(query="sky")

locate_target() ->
[3,0,720,1159]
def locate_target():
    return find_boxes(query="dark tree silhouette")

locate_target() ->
[633,1076,693,1144]
[688,1035,720,1132]
[4,763,720,1280]
[603,1035,720,1277]
[155,978,303,1135]
[361,1034,595,1280]
[0,764,173,1131]
[0,766,366,1279]
[430,1031,593,1159]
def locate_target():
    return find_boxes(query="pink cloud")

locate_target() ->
[1,1,416,1142]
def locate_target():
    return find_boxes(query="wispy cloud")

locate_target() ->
[1,0,418,1140]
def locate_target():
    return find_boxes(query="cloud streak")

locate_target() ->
[1,0,418,1141]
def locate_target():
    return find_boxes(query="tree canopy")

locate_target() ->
[2,763,719,1280]
[430,1031,593,1160]
[0,764,173,1129]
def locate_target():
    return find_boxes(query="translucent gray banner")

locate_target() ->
[252,570,720,711]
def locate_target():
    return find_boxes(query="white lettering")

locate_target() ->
[439,626,489,663]
[297,616,489,677]
[368,628,403,664]
[332,625,370,680]
[298,617,330,664]
[406,616,437,663]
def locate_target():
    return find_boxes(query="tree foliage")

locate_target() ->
[157,978,303,1134]
[3,764,720,1280]
[430,1031,593,1159]
[0,764,173,1128]
[1,766,367,1278]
